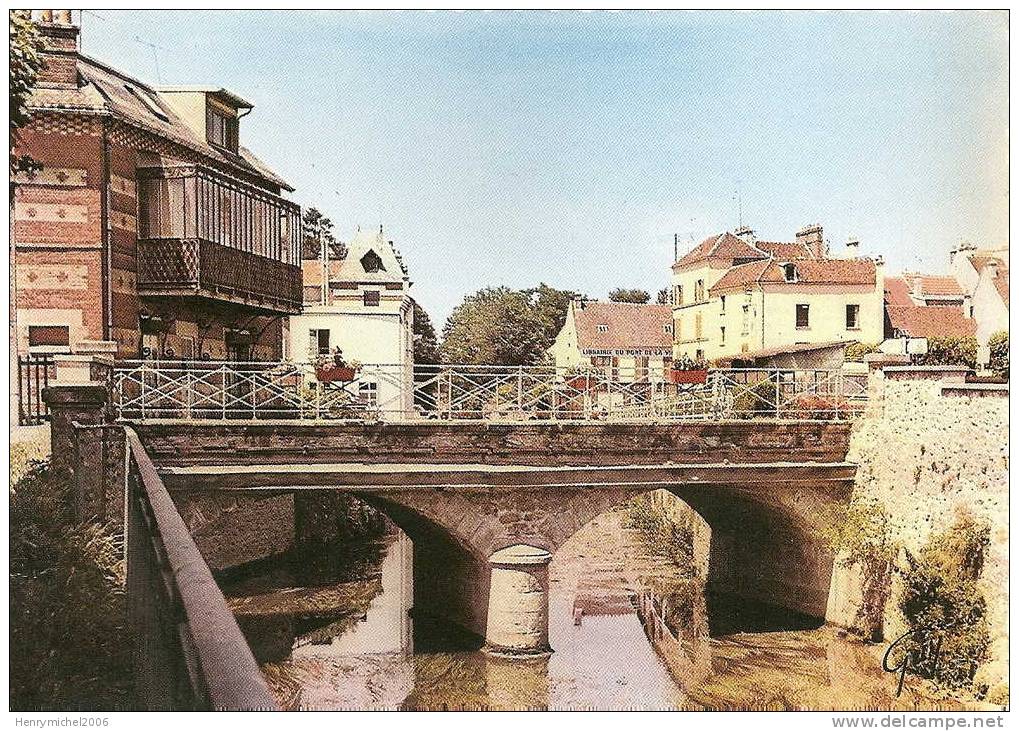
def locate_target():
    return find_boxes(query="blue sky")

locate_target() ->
[78,10,1008,324]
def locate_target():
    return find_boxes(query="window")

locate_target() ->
[674,285,683,306]
[139,177,187,238]
[675,317,682,341]
[359,381,378,407]
[783,263,798,282]
[363,290,381,307]
[796,304,810,329]
[846,304,860,330]
[361,250,385,273]
[206,106,238,152]
[720,326,726,345]
[720,295,726,313]
[308,328,330,356]
[695,348,705,362]
[28,325,70,348]
[662,323,672,334]
[597,324,608,333]
[695,279,705,302]
[694,313,703,340]
[741,305,750,335]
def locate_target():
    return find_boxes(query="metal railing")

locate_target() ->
[112,360,869,422]
[124,427,278,711]
[17,353,54,425]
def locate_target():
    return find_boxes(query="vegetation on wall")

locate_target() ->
[9,10,44,173]
[821,496,898,642]
[911,335,978,370]
[440,284,579,365]
[898,511,991,690]
[987,331,1008,379]
[10,458,135,710]
[624,493,699,578]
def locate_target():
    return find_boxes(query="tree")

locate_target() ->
[9,11,44,174]
[439,283,579,365]
[301,207,345,261]
[608,288,651,304]
[988,331,1008,379]
[912,335,978,370]
[655,288,671,305]
[411,300,439,365]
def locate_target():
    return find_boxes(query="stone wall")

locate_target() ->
[827,369,1008,691]
[174,493,295,572]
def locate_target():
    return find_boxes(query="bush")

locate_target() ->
[10,461,135,710]
[731,378,778,416]
[897,512,991,689]
[845,342,881,363]
[912,335,978,369]
[624,493,699,578]
[988,331,1008,379]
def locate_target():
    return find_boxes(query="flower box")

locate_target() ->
[316,366,357,383]
[565,375,594,390]
[669,369,709,385]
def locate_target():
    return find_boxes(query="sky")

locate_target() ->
[76,10,1009,324]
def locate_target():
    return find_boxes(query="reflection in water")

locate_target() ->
[226,510,974,710]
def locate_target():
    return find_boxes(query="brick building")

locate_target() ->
[12,11,301,362]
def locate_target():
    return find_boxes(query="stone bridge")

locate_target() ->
[130,420,855,657]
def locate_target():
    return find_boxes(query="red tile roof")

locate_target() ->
[574,302,673,351]
[673,233,815,269]
[884,277,914,306]
[886,306,976,338]
[994,269,1009,305]
[903,274,964,297]
[710,258,877,294]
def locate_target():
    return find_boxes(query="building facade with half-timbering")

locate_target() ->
[12,11,301,362]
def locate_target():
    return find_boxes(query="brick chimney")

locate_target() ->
[796,224,826,259]
[33,10,80,87]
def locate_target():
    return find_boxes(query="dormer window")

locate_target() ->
[361,250,385,274]
[206,105,238,153]
[782,263,798,282]
[597,324,608,333]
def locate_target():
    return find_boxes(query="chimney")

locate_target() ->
[985,260,999,279]
[796,224,825,259]
[33,10,80,87]
[734,225,756,245]
[845,237,860,258]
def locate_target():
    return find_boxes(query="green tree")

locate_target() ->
[608,287,651,304]
[301,207,344,260]
[439,283,579,365]
[912,335,978,370]
[9,11,44,174]
[655,288,671,305]
[412,300,440,365]
[988,331,1008,379]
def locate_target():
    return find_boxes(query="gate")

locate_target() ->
[17,354,55,426]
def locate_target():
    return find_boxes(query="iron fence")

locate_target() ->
[112,360,869,422]
[17,354,55,425]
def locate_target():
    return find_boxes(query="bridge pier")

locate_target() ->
[483,544,553,657]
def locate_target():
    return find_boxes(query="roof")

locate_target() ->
[710,258,877,294]
[156,85,254,109]
[27,53,292,191]
[886,306,977,338]
[884,277,914,307]
[731,340,852,361]
[674,232,815,269]
[303,228,410,286]
[903,273,964,298]
[573,302,673,352]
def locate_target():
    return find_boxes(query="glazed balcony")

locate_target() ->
[136,165,302,314]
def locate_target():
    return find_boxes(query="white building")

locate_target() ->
[288,227,414,415]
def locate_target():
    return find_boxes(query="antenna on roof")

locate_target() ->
[673,233,678,262]
[733,181,743,228]
[133,36,164,83]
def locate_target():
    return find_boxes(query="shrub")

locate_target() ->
[987,331,1008,379]
[845,342,881,363]
[912,335,978,369]
[10,461,135,710]
[731,378,778,416]
[897,511,991,689]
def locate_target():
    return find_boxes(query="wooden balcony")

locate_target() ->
[137,238,303,314]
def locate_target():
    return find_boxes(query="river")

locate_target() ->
[220,506,978,711]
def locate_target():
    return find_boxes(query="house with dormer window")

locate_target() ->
[289,227,414,413]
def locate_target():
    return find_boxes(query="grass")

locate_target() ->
[9,437,137,710]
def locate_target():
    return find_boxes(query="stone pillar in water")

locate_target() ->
[484,544,553,657]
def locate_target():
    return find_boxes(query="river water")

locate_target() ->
[221,508,975,711]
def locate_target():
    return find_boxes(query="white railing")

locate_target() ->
[111,361,869,422]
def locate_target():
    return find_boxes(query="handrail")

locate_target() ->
[125,427,278,711]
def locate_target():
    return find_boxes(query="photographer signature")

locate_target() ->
[882,628,977,697]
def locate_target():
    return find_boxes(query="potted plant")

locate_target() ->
[315,347,358,382]
[669,355,709,384]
